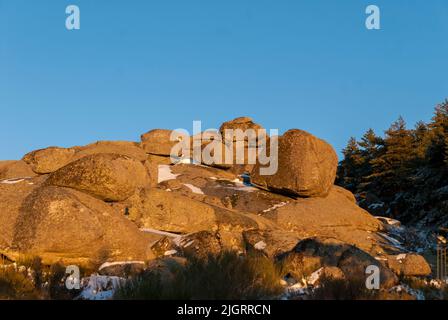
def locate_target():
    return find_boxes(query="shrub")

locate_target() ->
[115,251,283,300]
[310,275,379,300]
[0,267,39,300]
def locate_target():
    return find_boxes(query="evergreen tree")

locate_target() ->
[339,137,363,189]
[370,116,414,191]
[427,100,448,166]
[412,121,429,162]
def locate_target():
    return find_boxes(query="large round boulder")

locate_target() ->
[22,147,76,174]
[385,254,432,277]
[141,129,184,156]
[12,186,154,266]
[219,117,264,142]
[45,153,150,202]
[251,129,338,198]
[0,176,45,249]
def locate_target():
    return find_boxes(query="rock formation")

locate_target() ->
[0,117,432,294]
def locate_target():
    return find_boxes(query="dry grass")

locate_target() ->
[309,275,380,300]
[0,256,82,300]
[0,267,39,300]
[115,251,284,300]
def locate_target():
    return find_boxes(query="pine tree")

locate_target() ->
[370,116,414,192]
[355,129,384,188]
[427,100,448,166]
[412,121,429,162]
[339,137,363,189]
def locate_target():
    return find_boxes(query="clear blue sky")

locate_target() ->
[1,0,447,160]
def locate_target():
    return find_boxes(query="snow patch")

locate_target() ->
[224,178,257,192]
[1,178,26,184]
[377,232,406,250]
[183,183,204,195]
[254,241,267,250]
[77,275,125,300]
[375,216,401,227]
[262,202,288,213]
[369,202,384,210]
[140,228,182,239]
[396,253,407,261]
[172,157,201,165]
[307,268,324,286]
[158,165,180,183]
[389,284,425,300]
[285,281,309,297]
[164,250,178,256]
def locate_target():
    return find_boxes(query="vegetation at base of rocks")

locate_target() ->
[309,275,379,300]
[401,276,448,300]
[114,251,284,300]
[0,256,83,300]
[337,99,448,229]
[0,267,39,299]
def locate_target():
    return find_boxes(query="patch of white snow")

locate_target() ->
[157,165,180,183]
[254,241,267,250]
[183,183,204,195]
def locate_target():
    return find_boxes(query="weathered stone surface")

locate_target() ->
[243,229,301,258]
[252,129,338,198]
[166,163,290,216]
[45,153,150,202]
[260,186,383,254]
[12,186,154,266]
[23,147,76,174]
[0,160,37,179]
[74,141,147,162]
[279,237,397,288]
[178,231,223,259]
[386,254,432,277]
[219,117,264,142]
[127,188,259,235]
[141,129,183,156]
[151,237,179,258]
[0,176,45,248]
[98,261,147,277]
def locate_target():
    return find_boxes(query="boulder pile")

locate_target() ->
[0,117,432,291]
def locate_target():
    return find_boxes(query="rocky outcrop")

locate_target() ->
[22,141,148,175]
[124,188,260,245]
[243,229,301,258]
[45,153,150,202]
[12,186,154,266]
[0,176,45,248]
[141,129,183,156]
[0,160,36,179]
[385,254,432,277]
[279,237,398,288]
[219,117,264,142]
[260,186,383,254]
[218,117,265,175]
[74,141,148,162]
[252,129,338,198]
[23,147,76,174]
[0,116,433,296]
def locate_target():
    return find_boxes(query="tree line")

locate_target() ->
[338,99,448,202]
